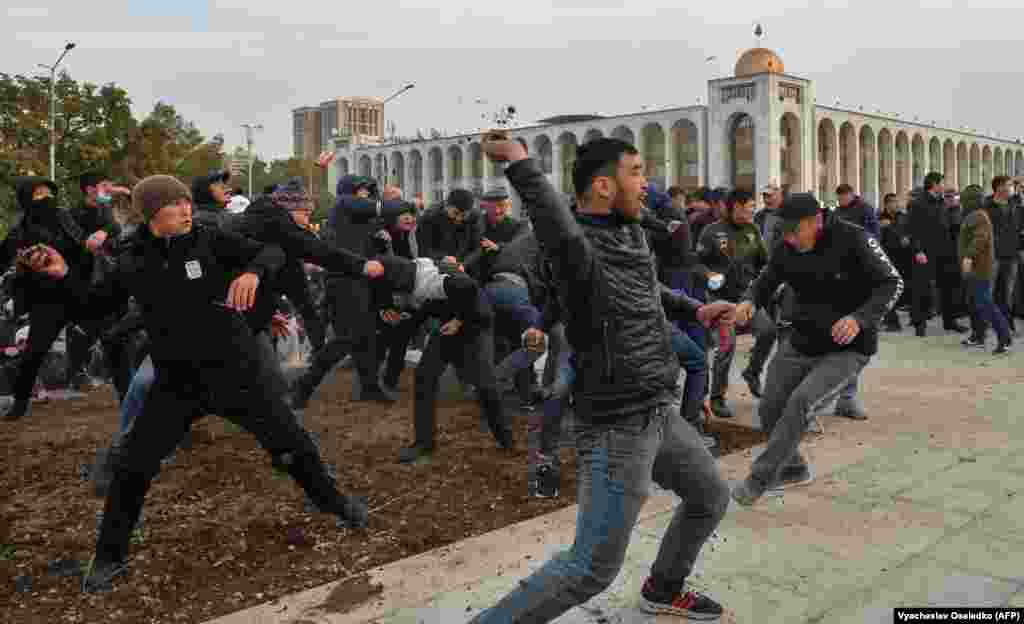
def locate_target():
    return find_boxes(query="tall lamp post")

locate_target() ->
[240,123,263,197]
[38,42,76,180]
[380,84,414,185]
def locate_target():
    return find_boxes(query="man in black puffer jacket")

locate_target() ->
[470,135,735,623]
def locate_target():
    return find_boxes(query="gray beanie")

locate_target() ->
[133,175,192,221]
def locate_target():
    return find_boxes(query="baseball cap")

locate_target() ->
[778,193,821,233]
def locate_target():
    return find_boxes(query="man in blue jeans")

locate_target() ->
[476,134,735,622]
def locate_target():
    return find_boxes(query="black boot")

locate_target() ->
[3,398,30,422]
[281,451,368,528]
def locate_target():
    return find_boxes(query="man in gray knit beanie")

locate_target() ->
[132,175,192,223]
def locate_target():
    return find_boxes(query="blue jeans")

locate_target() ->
[971,276,1011,344]
[120,356,154,436]
[670,324,708,426]
[472,405,729,623]
[485,280,542,335]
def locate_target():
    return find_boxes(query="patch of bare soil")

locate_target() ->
[0,370,764,624]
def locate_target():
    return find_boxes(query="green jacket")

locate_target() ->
[958,209,994,281]
[697,220,769,302]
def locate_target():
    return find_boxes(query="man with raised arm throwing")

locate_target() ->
[471,134,735,622]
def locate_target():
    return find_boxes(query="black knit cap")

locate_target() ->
[778,193,821,233]
[446,189,475,214]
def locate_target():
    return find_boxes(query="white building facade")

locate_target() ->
[328,48,1024,213]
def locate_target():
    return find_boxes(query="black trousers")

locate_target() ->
[377,313,424,389]
[13,300,104,400]
[993,258,1019,330]
[95,337,346,565]
[294,276,379,399]
[413,325,508,448]
[911,255,961,327]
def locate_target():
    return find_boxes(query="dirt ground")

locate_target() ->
[1,369,766,624]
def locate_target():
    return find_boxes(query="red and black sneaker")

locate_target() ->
[640,577,723,621]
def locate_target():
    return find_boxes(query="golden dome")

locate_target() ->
[734,48,784,77]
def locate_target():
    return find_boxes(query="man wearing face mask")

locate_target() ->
[0,177,95,420]
[68,172,132,389]
[697,189,776,417]
[732,193,903,507]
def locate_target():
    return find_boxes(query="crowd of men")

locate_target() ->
[2,130,1022,618]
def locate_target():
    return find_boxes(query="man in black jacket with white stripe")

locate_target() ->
[732,193,903,507]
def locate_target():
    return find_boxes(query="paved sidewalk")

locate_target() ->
[207,323,1024,624]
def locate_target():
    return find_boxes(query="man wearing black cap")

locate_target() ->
[191,170,232,229]
[291,167,408,406]
[732,193,903,507]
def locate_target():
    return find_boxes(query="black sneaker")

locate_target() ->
[3,398,30,422]
[943,321,969,334]
[397,444,433,464]
[640,577,723,621]
[529,464,560,498]
[884,321,902,332]
[740,369,762,398]
[993,341,1012,356]
[709,398,733,419]
[82,559,128,593]
[915,324,926,337]
[335,495,368,529]
[962,336,986,349]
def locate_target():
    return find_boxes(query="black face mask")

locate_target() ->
[28,197,60,224]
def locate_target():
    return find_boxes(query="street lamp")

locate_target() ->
[382,83,415,104]
[240,123,263,198]
[38,42,76,180]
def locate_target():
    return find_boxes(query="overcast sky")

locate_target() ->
[5,0,1024,161]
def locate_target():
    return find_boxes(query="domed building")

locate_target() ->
[325,47,1023,213]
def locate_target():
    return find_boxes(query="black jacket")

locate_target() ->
[1,177,90,306]
[464,216,529,278]
[505,158,700,422]
[744,212,903,357]
[65,223,285,364]
[980,196,1021,260]
[191,173,231,230]
[226,196,369,332]
[415,206,483,262]
[880,212,912,267]
[326,175,406,261]
[908,191,955,258]
[835,197,880,239]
